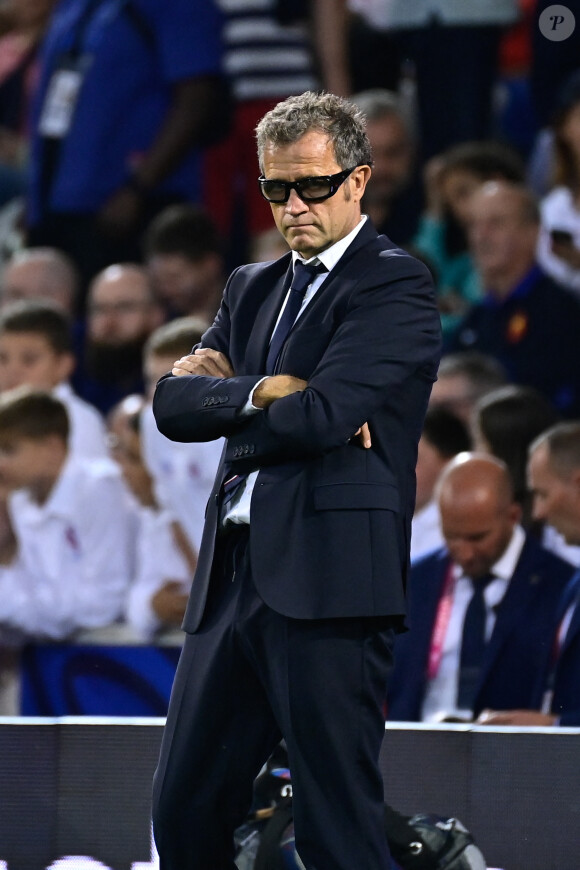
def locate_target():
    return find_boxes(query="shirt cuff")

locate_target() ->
[242,377,269,415]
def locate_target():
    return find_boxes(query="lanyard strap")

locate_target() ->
[426,562,456,681]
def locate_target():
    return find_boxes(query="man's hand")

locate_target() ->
[172,348,234,378]
[151,580,190,626]
[354,422,372,448]
[477,709,558,726]
[252,375,307,408]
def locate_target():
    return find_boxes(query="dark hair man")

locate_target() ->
[151,90,441,870]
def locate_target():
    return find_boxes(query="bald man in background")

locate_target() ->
[1,247,79,315]
[387,453,574,722]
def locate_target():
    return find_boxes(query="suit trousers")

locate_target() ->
[152,525,396,870]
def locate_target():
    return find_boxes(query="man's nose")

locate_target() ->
[284,189,308,213]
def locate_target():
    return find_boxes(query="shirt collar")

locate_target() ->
[483,264,543,308]
[14,452,77,523]
[292,215,367,274]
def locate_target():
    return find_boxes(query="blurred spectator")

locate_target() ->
[346,0,403,94]
[143,204,224,321]
[77,263,164,415]
[379,0,520,161]
[387,453,574,722]
[0,387,133,642]
[412,405,471,562]
[413,140,525,337]
[204,0,350,267]
[530,0,580,131]
[429,350,508,426]
[0,299,108,458]
[449,181,580,417]
[0,245,78,312]
[479,422,580,726]
[536,70,580,295]
[107,395,193,641]
[351,87,421,246]
[471,384,560,527]
[26,0,227,300]
[0,0,54,206]
[249,225,289,264]
[140,317,223,557]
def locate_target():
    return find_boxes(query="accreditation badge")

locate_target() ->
[38,57,90,138]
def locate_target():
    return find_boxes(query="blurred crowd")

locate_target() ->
[1,0,580,725]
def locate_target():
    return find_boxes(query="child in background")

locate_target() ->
[108,395,193,640]
[0,387,133,642]
[141,316,224,557]
[0,299,109,458]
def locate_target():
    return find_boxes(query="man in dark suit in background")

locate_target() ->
[479,422,580,727]
[388,454,574,723]
[151,91,441,870]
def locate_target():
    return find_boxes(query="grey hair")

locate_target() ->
[529,421,580,478]
[351,87,415,137]
[255,91,373,173]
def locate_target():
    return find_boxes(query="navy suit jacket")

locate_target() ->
[531,570,580,726]
[387,536,575,721]
[153,221,441,631]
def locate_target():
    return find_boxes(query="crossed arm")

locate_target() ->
[171,348,372,447]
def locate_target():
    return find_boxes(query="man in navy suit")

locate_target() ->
[150,91,441,869]
[387,454,574,723]
[479,423,580,727]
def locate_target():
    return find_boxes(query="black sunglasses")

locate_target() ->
[258,166,359,203]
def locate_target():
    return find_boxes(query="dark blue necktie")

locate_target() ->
[457,574,495,709]
[265,260,326,374]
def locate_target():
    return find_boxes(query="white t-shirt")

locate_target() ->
[141,403,223,552]
[53,381,109,460]
[0,455,135,642]
[125,505,192,641]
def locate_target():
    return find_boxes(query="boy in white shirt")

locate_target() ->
[0,387,133,642]
[141,317,223,555]
[0,300,109,459]
[108,395,194,640]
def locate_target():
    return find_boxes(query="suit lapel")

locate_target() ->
[480,538,539,676]
[243,255,293,375]
[559,573,580,654]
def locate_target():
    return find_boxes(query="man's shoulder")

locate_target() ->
[516,534,577,581]
[411,546,449,577]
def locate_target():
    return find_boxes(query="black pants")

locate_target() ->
[152,527,396,870]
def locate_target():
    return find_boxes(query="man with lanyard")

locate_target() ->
[387,453,574,723]
[479,423,580,727]
[27,0,225,303]
[151,91,441,870]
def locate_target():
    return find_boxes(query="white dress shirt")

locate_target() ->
[411,499,444,562]
[53,381,109,460]
[224,216,369,526]
[421,525,525,722]
[0,455,134,642]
